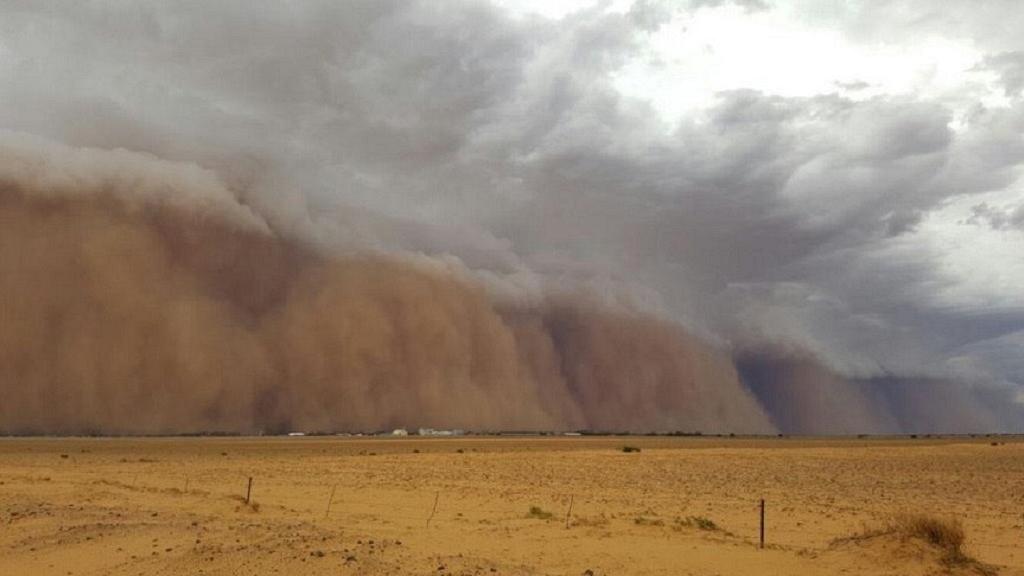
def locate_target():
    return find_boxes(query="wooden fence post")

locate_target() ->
[759,499,765,549]
[565,494,574,529]
[324,484,338,519]
[425,491,440,527]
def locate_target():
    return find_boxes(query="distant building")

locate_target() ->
[287,432,306,437]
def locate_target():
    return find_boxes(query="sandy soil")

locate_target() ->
[0,436,1022,575]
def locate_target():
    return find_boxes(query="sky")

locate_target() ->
[0,0,1022,425]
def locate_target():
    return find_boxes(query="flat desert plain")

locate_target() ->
[1,436,1022,575]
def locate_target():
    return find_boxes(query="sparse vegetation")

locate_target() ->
[230,495,261,513]
[635,514,724,533]
[834,513,992,571]
[526,506,553,520]
[678,515,719,531]
[621,446,641,453]
[892,514,966,562]
[2,438,1017,575]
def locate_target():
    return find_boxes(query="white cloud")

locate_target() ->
[612,1,1005,123]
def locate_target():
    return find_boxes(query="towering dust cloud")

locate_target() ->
[0,139,774,435]
[736,350,1024,435]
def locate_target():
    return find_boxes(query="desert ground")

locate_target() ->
[0,436,1022,575]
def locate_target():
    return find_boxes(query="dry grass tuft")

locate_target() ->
[229,494,261,513]
[891,514,965,561]
[526,506,553,520]
[835,513,995,574]
[678,515,719,531]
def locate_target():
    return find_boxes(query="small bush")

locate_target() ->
[673,515,720,531]
[230,495,261,513]
[892,514,965,562]
[835,513,981,568]
[526,506,553,520]
[621,446,641,453]
[634,516,664,526]
[683,516,718,531]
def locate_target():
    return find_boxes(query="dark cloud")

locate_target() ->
[968,202,1024,231]
[738,351,1024,434]
[977,51,1024,97]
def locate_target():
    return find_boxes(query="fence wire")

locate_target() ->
[4,466,1015,554]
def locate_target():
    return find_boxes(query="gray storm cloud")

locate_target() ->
[0,0,1022,433]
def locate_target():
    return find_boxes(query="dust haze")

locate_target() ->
[2,134,1021,434]
[0,139,774,434]
[1,2,1023,435]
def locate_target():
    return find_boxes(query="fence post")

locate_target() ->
[565,494,575,529]
[759,499,765,549]
[324,484,338,519]
[245,477,253,504]
[425,491,440,527]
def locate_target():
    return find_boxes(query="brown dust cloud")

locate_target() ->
[3,137,1020,436]
[0,142,774,435]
